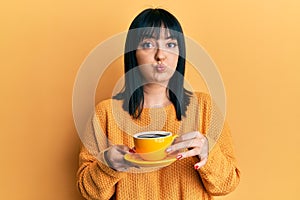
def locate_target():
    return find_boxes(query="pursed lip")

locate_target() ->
[154,63,167,72]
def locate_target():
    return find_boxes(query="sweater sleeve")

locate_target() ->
[198,122,241,195]
[77,145,127,200]
[77,100,126,200]
[195,92,241,195]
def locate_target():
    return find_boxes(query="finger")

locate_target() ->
[167,139,202,153]
[114,163,129,172]
[194,157,208,170]
[172,138,208,160]
[122,154,140,169]
[114,160,139,171]
[124,161,140,169]
[129,149,136,153]
[114,145,133,156]
[176,147,201,160]
[116,145,131,153]
[176,131,202,142]
[129,147,136,153]
[107,147,130,168]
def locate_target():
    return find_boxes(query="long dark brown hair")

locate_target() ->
[114,8,192,120]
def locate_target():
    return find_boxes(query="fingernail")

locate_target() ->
[129,149,135,153]
[194,164,200,170]
[176,154,183,160]
[166,148,171,153]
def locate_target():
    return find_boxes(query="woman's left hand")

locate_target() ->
[166,131,209,170]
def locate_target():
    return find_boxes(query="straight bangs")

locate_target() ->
[132,8,183,44]
[136,20,184,49]
[137,25,181,41]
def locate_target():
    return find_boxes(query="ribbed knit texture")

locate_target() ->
[77,92,240,200]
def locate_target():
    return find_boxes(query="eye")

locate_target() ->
[166,42,178,48]
[140,41,155,49]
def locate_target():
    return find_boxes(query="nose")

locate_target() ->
[155,48,166,62]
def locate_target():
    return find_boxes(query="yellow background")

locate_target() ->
[1,0,299,199]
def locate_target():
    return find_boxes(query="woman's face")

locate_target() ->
[136,29,179,86]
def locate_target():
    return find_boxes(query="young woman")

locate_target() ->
[77,8,240,199]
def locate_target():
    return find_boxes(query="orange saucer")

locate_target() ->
[124,153,176,168]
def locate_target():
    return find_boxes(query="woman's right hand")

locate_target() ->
[104,145,136,171]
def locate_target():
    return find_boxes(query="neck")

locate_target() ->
[143,84,171,108]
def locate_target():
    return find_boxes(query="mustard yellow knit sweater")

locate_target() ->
[77,92,240,200]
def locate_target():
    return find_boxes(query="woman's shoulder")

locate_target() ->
[95,98,123,112]
[192,91,211,103]
[96,98,112,108]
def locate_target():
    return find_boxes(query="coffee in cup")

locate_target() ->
[133,131,177,161]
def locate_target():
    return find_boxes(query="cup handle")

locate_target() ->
[171,135,178,144]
